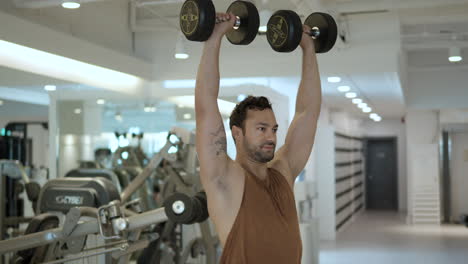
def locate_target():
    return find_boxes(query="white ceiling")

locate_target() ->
[0,0,468,121]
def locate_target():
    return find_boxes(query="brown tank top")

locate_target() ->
[219,167,302,264]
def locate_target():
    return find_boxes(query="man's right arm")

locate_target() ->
[195,14,235,190]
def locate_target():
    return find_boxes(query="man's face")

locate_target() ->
[239,109,278,163]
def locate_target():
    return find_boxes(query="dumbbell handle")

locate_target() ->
[306,26,320,39]
[215,16,242,30]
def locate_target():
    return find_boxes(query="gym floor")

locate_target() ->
[320,211,468,264]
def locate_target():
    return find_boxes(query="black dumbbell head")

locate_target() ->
[164,192,195,224]
[266,10,302,52]
[304,12,338,53]
[226,1,260,45]
[180,0,216,41]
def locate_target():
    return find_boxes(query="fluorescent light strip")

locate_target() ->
[0,40,144,93]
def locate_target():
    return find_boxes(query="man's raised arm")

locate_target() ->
[195,13,235,187]
[276,26,322,182]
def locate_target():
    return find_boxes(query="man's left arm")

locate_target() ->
[275,28,322,183]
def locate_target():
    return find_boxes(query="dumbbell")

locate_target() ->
[179,0,260,45]
[164,191,209,225]
[266,10,338,53]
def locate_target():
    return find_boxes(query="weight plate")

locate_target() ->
[226,0,260,45]
[304,12,337,53]
[180,0,216,42]
[266,10,302,52]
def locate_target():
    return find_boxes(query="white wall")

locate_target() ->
[363,119,407,212]
[449,133,468,221]
[405,110,440,219]
[407,68,468,109]
[330,111,364,136]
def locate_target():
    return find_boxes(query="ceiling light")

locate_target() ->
[0,100,3,106]
[74,108,82,114]
[175,35,189,60]
[62,0,80,9]
[448,47,463,62]
[177,104,185,108]
[374,116,382,122]
[183,113,192,120]
[150,106,156,112]
[352,98,362,104]
[144,105,151,112]
[44,85,56,91]
[370,113,378,119]
[345,92,357,98]
[328,76,341,83]
[337,86,350,92]
[96,99,105,105]
[363,107,372,113]
[259,10,272,33]
[358,102,367,109]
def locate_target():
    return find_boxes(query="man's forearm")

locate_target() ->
[296,49,322,115]
[195,38,222,104]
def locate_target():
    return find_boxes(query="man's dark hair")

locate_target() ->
[229,96,273,137]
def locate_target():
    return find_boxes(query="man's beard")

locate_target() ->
[243,139,275,163]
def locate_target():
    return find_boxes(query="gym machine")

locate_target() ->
[0,128,218,264]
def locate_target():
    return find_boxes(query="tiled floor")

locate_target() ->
[320,211,468,264]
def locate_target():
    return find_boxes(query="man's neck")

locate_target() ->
[235,155,269,180]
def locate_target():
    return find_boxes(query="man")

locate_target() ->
[195,12,321,263]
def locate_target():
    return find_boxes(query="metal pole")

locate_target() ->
[0,207,167,254]
[120,141,172,203]
[0,163,5,264]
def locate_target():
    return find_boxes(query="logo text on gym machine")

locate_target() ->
[55,195,84,205]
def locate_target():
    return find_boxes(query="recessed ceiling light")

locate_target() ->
[345,92,357,98]
[74,108,82,114]
[175,53,189,59]
[62,0,80,9]
[183,113,192,120]
[363,107,372,113]
[44,85,56,91]
[358,102,367,109]
[374,116,382,122]
[327,76,341,83]
[338,86,350,92]
[352,98,362,104]
[370,113,378,119]
[96,99,105,105]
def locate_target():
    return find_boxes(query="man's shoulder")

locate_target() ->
[268,157,294,187]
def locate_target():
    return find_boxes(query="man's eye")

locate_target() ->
[258,127,265,131]
[273,129,278,133]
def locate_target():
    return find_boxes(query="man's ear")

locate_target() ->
[231,125,242,142]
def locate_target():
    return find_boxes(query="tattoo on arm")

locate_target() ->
[210,124,227,156]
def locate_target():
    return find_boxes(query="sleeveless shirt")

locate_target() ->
[219,167,302,263]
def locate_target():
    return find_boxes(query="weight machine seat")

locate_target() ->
[65,168,123,191]
[36,177,120,214]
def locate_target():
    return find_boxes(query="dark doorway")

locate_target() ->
[365,138,398,210]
